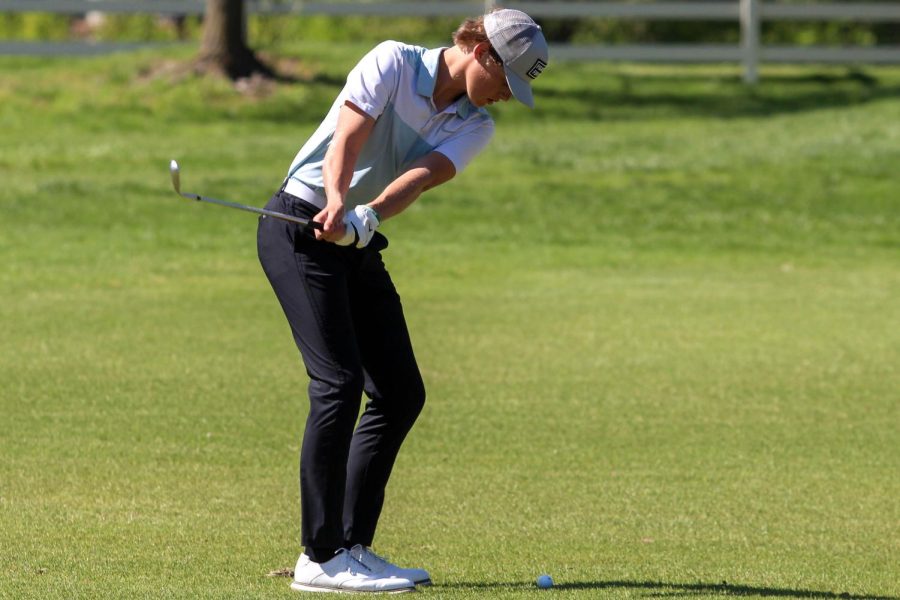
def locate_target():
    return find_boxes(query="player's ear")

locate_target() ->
[472,41,491,61]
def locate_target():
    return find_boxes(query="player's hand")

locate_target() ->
[335,205,380,248]
[313,203,346,243]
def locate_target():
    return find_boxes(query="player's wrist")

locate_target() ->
[335,205,380,248]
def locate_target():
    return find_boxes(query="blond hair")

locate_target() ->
[453,16,488,50]
[452,12,503,63]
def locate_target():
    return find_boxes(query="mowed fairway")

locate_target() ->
[1,44,898,599]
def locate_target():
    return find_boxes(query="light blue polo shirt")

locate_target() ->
[285,41,495,209]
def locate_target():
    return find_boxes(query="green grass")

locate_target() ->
[1,43,898,599]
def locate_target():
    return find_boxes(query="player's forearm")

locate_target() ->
[369,167,434,221]
[322,141,358,207]
[369,153,456,221]
[323,103,375,209]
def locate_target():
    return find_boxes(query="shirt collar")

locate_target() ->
[417,47,479,119]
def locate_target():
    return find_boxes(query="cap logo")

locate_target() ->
[526,59,547,80]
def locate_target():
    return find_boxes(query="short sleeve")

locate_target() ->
[433,119,495,174]
[342,41,403,120]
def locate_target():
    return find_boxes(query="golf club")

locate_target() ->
[169,160,322,229]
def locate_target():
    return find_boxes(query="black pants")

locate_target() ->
[257,191,425,558]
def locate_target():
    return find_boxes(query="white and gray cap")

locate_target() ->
[484,9,549,108]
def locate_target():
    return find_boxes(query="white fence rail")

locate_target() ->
[2,1,899,82]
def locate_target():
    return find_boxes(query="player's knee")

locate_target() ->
[309,369,366,407]
[402,376,426,419]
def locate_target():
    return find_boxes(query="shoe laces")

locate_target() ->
[360,546,391,570]
[336,548,375,576]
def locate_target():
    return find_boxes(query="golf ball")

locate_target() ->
[537,574,553,589]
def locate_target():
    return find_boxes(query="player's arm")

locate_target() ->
[334,151,455,249]
[316,101,375,241]
[368,152,457,221]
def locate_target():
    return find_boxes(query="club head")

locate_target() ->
[169,159,181,194]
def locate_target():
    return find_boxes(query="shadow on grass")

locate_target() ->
[526,68,900,122]
[436,579,898,599]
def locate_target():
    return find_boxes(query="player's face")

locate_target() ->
[467,45,513,107]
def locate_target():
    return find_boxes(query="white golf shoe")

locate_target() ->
[290,549,416,594]
[349,545,432,586]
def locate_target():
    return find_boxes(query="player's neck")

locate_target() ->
[433,46,468,112]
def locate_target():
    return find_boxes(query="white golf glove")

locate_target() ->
[335,205,380,248]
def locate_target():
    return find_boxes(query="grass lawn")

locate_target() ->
[0,42,898,599]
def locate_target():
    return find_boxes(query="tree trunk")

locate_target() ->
[197,0,272,79]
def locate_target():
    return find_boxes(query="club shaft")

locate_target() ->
[180,191,322,229]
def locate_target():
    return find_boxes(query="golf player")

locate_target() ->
[257,9,548,594]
